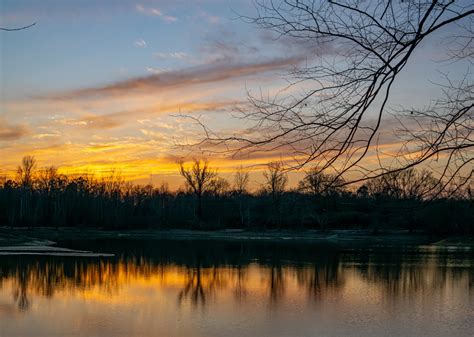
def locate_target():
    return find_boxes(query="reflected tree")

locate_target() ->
[12,268,30,311]
[267,264,285,304]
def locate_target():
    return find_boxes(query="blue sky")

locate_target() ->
[1,1,259,97]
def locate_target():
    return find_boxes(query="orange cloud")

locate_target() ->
[49,57,303,99]
[0,118,29,141]
[75,100,240,130]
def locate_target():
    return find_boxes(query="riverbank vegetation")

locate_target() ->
[0,156,472,235]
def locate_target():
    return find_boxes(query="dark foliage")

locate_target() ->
[0,156,474,234]
[0,166,472,234]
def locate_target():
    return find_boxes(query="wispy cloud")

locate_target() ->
[153,52,188,61]
[74,100,240,130]
[32,133,61,139]
[197,10,221,24]
[0,119,29,141]
[146,66,167,74]
[135,4,177,23]
[80,115,121,130]
[134,38,147,48]
[52,56,304,99]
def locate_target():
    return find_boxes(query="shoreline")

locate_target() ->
[1,227,473,248]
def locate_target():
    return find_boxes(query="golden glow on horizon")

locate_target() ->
[1,46,449,187]
[1,64,458,189]
[0,137,455,191]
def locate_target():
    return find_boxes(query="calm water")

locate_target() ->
[0,239,473,337]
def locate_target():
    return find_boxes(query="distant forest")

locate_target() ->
[0,156,472,234]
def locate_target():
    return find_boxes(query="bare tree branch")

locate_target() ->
[193,0,473,196]
[0,23,36,31]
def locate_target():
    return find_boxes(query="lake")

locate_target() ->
[0,239,473,337]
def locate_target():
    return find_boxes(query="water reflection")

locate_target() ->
[0,240,472,312]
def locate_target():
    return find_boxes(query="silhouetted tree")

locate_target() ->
[299,167,346,196]
[357,185,369,199]
[367,168,440,200]
[207,177,230,197]
[179,159,217,220]
[262,161,288,226]
[233,166,250,226]
[263,161,288,196]
[16,156,36,188]
[16,156,37,225]
[1,156,472,233]
[233,166,250,194]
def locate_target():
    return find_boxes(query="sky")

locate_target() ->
[0,0,469,189]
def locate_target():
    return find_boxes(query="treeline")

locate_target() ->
[0,156,472,234]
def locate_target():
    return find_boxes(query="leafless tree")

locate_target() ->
[233,166,251,226]
[263,161,288,196]
[366,168,440,200]
[207,176,231,197]
[233,166,250,194]
[197,1,473,195]
[37,166,68,229]
[37,166,59,191]
[16,155,36,188]
[16,155,37,225]
[299,167,346,196]
[263,161,288,225]
[179,159,217,219]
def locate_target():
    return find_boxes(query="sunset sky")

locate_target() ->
[1,0,468,189]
